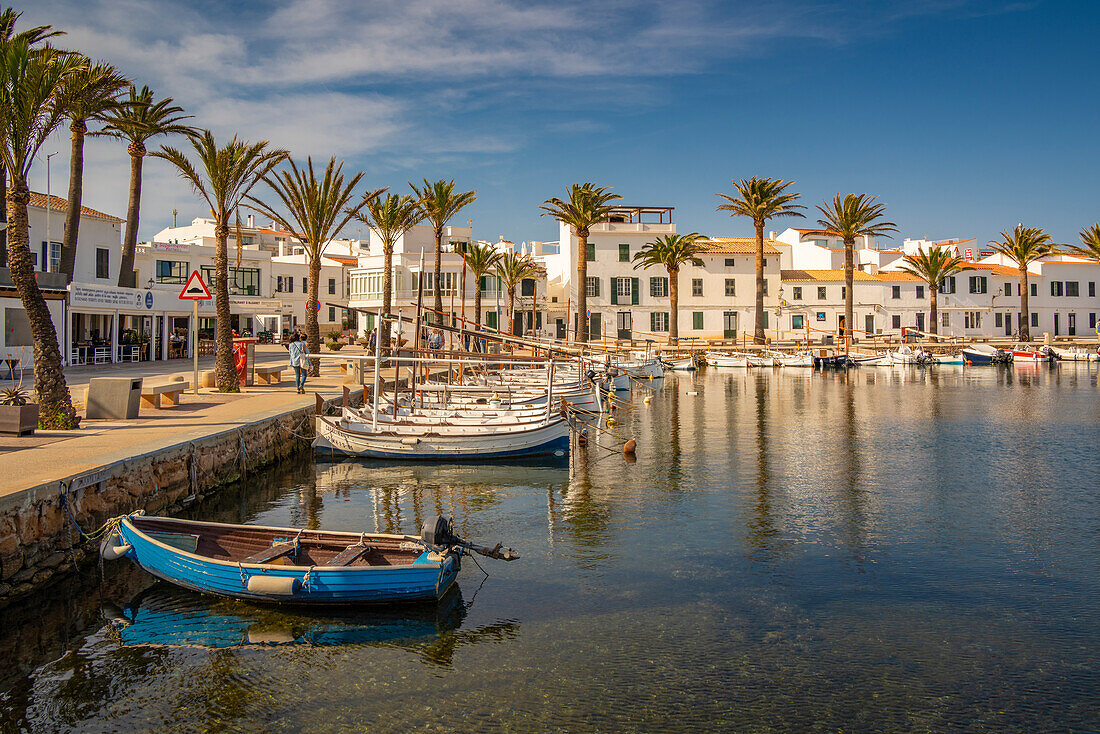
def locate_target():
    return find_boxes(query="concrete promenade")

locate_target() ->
[1,345,359,500]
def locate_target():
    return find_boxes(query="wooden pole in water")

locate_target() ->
[392,308,402,418]
[372,307,382,433]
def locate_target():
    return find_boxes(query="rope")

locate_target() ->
[58,483,124,543]
[302,565,314,593]
[239,562,248,586]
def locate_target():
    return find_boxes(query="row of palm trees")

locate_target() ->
[543,176,1100,347]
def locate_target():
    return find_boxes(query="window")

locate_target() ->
[1031,313,1038,327]
[521,278,536,297]
[841,286,845,299]
[724,258,736,267]
[44,242,61,273]
[650,312,669,332]
[762,280,769,296]
[1051,281,1064,297]
[650,277,668,298]
[1090,313,1096,329]
[155,259,188,284]
[995,313,1003,328]
[692,312,703,330]
[328,278,336,295]
[618,244,630,262]
[791,314,804,329]
[328,306,336,321]
[586,243,595,262]
[965,311,982,329]
[818,286,827,299]
[892,315,901,329]
[691,278,703,297]
[201,266,261,296]
[940,276,956,294]
[288,276,294,293]
[1066,281,1079,297]
[617,278,633,299]
[95,248,109,279]
[968,276,987,294]
[585,276,600,297]
[1005,282,1012,296]
[792,287,802,300]
[941,312,950,327]
[302,277,307,293]
[724,279,736,297]
[1031,283,1037,297]
[1089,282,1095,297]
[916,285,925,299]
[277,275,284,292]
[891,285,901,299]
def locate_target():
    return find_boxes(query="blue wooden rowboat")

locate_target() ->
[101,513,518,605]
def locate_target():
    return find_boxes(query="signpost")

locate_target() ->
[179,270,212,394]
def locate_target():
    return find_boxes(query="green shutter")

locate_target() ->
[486,311,497,329]
[693,312,703,330]
[762,311,769,329]
[631,277,639,305]
[586,243,595,261]
[619,244,629,262]
[594,278,600,297]
[650,312,657,331]
[610,278,618,305]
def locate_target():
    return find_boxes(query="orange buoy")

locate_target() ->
[623,438,636,454]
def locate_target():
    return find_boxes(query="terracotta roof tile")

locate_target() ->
[29,192,123,223]
[875,271,923,281]
[698,237,782,255]
[781,269,879,282]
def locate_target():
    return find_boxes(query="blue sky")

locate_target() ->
[26,0,1100,246]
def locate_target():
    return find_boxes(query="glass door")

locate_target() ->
[616,311,632,340]
[723,311,737,339]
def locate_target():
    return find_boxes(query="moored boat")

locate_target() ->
[775,352,814,368]
[705,351,750,367]
[961,343,1009,365]
[1009,344,1055,363]
[659,355,697,371]
[1048,345,1100,362]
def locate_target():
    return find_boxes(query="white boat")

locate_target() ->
[748,353,778,367]
[620,359,665,379]
[849,351,889,366]
[1049,345,1100,362]
[775,352,814,368]
[705,351,750,367]
[314,414,570,460]
[887,345,932,365]
[659,355,697,371]
[1009,344,1055,363]
[930,352,965,365]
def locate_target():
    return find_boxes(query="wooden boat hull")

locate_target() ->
[314,415,570,460]
[660,357,696,371]
[705,352,749,367]
[1049,346,1098,362]
[108,515,459,605]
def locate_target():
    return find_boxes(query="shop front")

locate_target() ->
[67,283,194,365]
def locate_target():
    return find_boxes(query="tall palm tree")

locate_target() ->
[56,60,129,280]
[0,7,62,267]
[154,131,287,391]
[461,241,502,332]
[495,251,541,336]
[631,233,705,345]
[716,177,804,344]
[351,193,422,354]
[98,85,192,286]
[0,41,85,428]
[409,179,476,325]
[247,156,383,375]
[1065,223,1100,261]
[897,246,967,337]
[988,224,1054,341]
[539,183,621,342]
[816,194,898,344]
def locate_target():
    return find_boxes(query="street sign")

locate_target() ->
[179,270,212,300]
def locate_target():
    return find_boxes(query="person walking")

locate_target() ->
[289,332,310,394]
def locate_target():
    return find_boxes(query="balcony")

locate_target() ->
[0,267,69,291]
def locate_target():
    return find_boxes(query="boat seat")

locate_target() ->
[242,542,297,565]
[328,543,372,567]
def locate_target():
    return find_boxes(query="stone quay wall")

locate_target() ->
[0,404,323,606]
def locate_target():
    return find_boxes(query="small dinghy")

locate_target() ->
[101,514,518,605]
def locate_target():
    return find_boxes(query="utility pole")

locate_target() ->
[172,208,178,228]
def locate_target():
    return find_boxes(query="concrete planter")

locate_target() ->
[0,403,38,435]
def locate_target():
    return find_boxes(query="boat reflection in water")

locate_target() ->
[104,583,518,666]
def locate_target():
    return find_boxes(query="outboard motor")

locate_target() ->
[421,515,457,547]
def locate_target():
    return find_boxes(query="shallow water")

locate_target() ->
[2,364,1098,732]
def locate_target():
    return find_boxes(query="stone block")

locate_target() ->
[41,552,67,569]
[1,550,23,581]
[11,567,35,583]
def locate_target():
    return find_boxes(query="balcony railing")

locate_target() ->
[0,267,69,290]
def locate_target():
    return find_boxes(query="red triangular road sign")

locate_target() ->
[179,270,212,300]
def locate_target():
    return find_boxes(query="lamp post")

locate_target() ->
[45,151,58,271]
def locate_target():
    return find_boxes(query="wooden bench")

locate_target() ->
[242,542,297,565]
[140,381,190,409]
[329,543,372,567]
[255,365,284,384]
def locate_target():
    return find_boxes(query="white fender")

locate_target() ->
[100,542,132,561]
[246,575,300,595]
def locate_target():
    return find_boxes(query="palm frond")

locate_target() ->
[716,177,804,226]
[815,193,898,241]
[897,246,968,289]
[988,225,1055,267]
[410,178,477,230]
[462,241,503,277]
[631,233,706,272]
[1063,223,1100,262]
[539,183,622,234]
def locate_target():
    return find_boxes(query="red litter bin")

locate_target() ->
[232,337,257,386]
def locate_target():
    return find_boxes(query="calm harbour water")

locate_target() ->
[2,364,1098,732]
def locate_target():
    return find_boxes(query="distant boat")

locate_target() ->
[1009,344,1055,363]
[101,514,518,605]
[888,345,933,365]
[705,351,750,367]
[930,352,965,365]
[1048,345,1100,362]
[961,344,1009,365]
[659,355,697,371]
[775,352,814,368]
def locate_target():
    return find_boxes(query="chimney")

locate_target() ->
[769,231,776,240]
[247,214,254,228]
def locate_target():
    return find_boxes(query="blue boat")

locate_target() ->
[102,513,518,605]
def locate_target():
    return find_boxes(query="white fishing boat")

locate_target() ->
[1009,344,1055,363]
[849,351,889,366]
[747,353,777,367]
[1048,345,1100,362]
[887,345,933,365]
[930,352,965,365]
[659,355,697,371]
[705,351,750,367]
[775,352,815,367]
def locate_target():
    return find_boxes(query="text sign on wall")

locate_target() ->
[70,283,147,310]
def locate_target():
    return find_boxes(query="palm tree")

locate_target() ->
[1065,223,1100,261]
[495,252,541,336]
[0,8,62,268]
[247,157,383,376]
[56,60,129,280]
[631,233,706,345]
[154,131,287,391]
[816,194,898,344]
[539,183,622,342]
[98,85,192,286]
[897,246,967,337]
[0,40,85,428]
[461,241,502,332]
[351,194,422,354]
[409,179,476,325]
[988,224,1055,341]
[716,177,804,344]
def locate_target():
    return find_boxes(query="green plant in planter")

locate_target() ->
[326,342,344,351]
[326,330,342,341]
[0,386,31,405]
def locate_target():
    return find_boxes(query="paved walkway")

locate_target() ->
[0,346,366,499]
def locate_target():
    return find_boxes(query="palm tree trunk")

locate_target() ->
[576,231,589,342]
[844,237,855,346]
[117,142,144,287]
[0,166,7,267]
[508,287,516,335]
[6,179,78,428]
[753,222,765,344]
[929,286,938,336]
[474,282,482,330]
[307,256,321,376]
[60,119,86,281]
[1019,268,1029,341]
[213,221,239,391]
[380,244,393,354]
[433,227,443,325]
[668,266,679,345]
